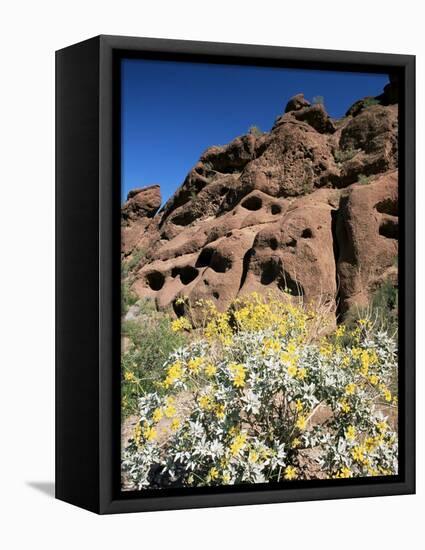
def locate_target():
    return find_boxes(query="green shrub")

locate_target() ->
[344,280,398,336]
[126,248,145,272]
[248,125,263,137]
[357,174,371,185]
[334,148,358,164]
[121,281,138,315]
[122,314,187,417]
[363,98,380,108]
[371,280,398,332]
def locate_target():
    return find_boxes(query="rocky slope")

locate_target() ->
[122,79,398,322]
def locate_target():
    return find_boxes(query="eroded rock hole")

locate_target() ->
[278,272,304,297]
[241,195,262,211]
[239,248,254,290]
[286,237,297,247]
[173,300,185,318]
[375,198,398,216]
[213,291,220,299]
[271,204,282,215]
[171,266,199,284]
[146,271,165,291]
[180,266,199,285]
[379,218,398,239]
[171,210,195,226]
[301,228,313,238]
[196,248,214,268]
[260,259,281,285]
[211,251,233,273]
[269,237,279,250]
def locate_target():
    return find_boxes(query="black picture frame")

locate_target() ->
[56,35,415,514]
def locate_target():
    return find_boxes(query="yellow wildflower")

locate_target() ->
[339,399,351,413]
[287,364,298,377]
[360,350,370,376]
[368,374,379,385]
[287,341,297,355]
[345,425,356,441]
[215,403,226,419]
[170,418,180,431]
[164,361,183,387]
[152,408,163,422]
[297,367,307,381]
[382,387,392,402]
[248,450,259,463]
[204,364,217,377]
[292,438,301,449]
[230,433,247,456]
[352,445,366,463]
[365,436,379,452]
[376,420,388,433]
[335,325,346,338]
[208,467,219,481]
[171,317,191,332]
[222,472,231,484]
[335,467,352,478]
[205,311,232,344]
[229,363,246,388]
[296,415,307,430]
[319,341,334,358]
[295,399,303,413]
[188,357,203,373]
[341,356,350,368]
[124,371,136,382]
[199,394,213,410]
[351,347,362,359]
[345,383,356,395]
[164,404,177,418]
[143,424,157,442]
[284,465,297,480]
[133,423,142,444]
[263,338,281,354]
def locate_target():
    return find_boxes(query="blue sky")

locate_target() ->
[121,59,388,204]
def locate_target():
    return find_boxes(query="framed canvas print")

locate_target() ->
[56,35,415,514]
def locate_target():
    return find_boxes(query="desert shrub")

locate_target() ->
[369,281,398,335]
[122,312,187,416]
[123,293,398,489]
[121,281,138,315]
[312,95,324,105]
[357,174,371,185]
[248,125,263,137]
[333,148,358,164]
[126,248,145,272]
[344,280,398,337]
[363,98,380,108]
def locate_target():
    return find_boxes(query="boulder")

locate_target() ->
[335,170,398,315]
[285,93,311,113]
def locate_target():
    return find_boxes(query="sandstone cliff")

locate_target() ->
[121,80,398,322]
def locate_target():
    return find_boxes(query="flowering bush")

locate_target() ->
[122,293,398,490]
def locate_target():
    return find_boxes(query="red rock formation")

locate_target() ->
[122,86,398,321]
